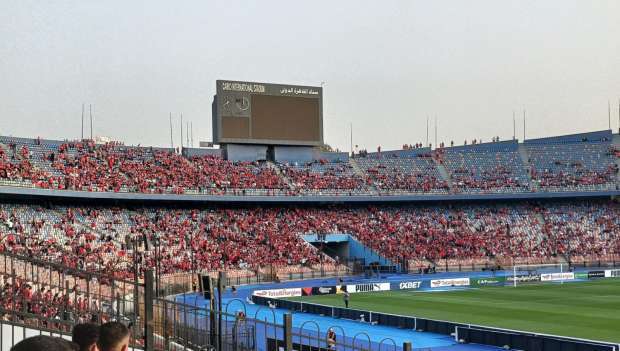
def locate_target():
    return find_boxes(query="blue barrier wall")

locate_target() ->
[301,234,394,267]
[273,146,314,163]
[347,236,395,267]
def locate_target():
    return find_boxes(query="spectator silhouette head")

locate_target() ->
[11,335,78,351]
[97,322,130,351]
[72,323,100,351]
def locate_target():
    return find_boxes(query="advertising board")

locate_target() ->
[312,286,337,295]
[506,274,541,283]
[430,278,470,288]
[587,271,605,278]
[252,288,302,298]
[397,281,423,290]
[346,282,390,293]
[540,272,575,282]
[471,277,506,287]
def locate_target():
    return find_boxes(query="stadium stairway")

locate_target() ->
[267,161,296,189]
[433,158,454,190]
[517,143,537,191]
[535,212,546,234]
[613,133,620,185]
[348,158,366,177]
[349,158,381,193]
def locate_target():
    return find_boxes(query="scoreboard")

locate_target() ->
[212,80,323,146]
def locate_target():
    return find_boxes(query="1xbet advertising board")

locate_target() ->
[396,281,423,290]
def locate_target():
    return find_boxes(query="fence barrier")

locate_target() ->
[253,296,620,351]
[3,249,619,351]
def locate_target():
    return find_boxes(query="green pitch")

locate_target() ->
[289,279,620,343]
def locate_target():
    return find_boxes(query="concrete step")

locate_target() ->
[517,143,537,191]
[266,161,296,189]
[348,158,366,177]
[349,158,380,194]
[535,213,546,243]
[613,134,620,184]
[433,157,453,190]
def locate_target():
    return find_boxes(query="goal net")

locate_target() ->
[510,263,572,287]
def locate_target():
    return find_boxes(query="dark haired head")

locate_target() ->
[11,335,78,351]
[72,323,100,351]
[97,322,130,351]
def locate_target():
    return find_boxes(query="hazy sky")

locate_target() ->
[1,0,619,152]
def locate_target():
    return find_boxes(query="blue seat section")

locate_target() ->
[440,141,531,193]
[278,160,370,194]
[525,140,617,191]
[356,154,449,193]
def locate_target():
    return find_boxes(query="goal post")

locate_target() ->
[511,263,569,287]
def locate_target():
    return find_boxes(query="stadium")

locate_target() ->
[1,2,620,351]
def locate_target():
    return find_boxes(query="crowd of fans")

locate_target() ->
[0,138,289,194]
[542,203,620,261]
[0,204,331,278]
[0,200,618,349]
[1,201,618,279]
[1,273,118,327]
[2,249,141,350]
[436,147,531,193]
[357,155,450,193]
[1,135,617,195]
[526,143,619,191]
[279,160,369,192]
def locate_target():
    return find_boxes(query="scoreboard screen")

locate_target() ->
[213,80,323,146]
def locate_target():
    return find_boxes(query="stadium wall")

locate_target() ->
[223,143,268,161]
[524,129,613,144]
[247,269,620,300]
[301,234,395,267]
[273,145,314,163]
[315,151,349,162]
[254,297,619,351]
[347,236,396,267]
[0,185,617,205]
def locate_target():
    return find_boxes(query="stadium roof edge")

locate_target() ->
[1,128,615,152]
[523,129,612,145]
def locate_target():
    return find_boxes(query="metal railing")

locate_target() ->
[0,252,151,350]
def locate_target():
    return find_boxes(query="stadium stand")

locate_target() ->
[1,131,619,196]
[278,159,370,194]
[1,201,618,279]
[355,153,450,194]
[0,131,619,351]
[525,131,618,191]
[439,141,531,193]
